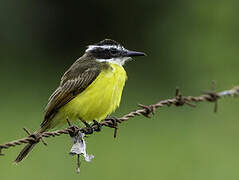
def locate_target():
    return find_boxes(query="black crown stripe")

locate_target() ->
[95,39,121,46]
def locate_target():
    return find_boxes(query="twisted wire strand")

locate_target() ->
[0,86,239,156]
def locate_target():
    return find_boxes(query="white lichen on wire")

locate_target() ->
[69,131,94,173]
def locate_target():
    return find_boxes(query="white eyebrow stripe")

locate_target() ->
[85,45,126,52]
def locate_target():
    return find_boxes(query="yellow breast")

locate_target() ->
[52,63,127,127]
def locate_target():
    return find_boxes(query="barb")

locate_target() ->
[0,85,239,156]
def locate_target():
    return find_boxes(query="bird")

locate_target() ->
[15,39,146,163]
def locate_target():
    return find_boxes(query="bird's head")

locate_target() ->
[85,39,146,65]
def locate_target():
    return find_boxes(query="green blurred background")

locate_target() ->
[0,0,239,179]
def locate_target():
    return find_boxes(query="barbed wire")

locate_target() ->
[0,85,239,157]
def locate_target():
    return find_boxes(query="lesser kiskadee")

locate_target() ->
[15,39,146,163]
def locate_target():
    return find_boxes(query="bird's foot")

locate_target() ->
[92,120,102,132]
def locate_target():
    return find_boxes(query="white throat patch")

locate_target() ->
[96,57,131,66]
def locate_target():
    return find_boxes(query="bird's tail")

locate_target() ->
[14,129,42,163]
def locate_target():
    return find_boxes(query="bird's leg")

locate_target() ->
[92,120,102,132]
[82,120,94,134]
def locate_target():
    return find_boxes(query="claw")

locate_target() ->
[92,120,102,132]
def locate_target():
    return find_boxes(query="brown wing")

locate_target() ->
[41,57,101,128]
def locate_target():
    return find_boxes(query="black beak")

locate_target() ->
[124,50,146,57]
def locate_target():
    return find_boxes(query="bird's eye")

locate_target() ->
[110,48,118,55]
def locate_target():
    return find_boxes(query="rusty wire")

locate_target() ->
[0,85,239,156]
